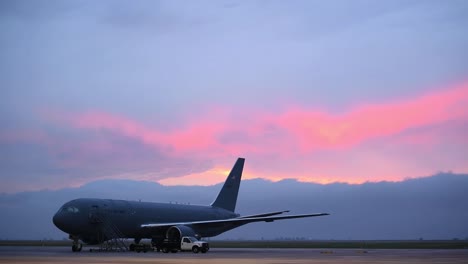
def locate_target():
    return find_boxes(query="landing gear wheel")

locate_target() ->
[72,243,82,252]
[192,246,199,253]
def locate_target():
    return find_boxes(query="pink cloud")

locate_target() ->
[49,82,468,154]
[273,82,468,151]
[31,81,468,187]
[1,82,467,193]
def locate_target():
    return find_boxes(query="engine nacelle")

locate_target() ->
[166,225,199,241]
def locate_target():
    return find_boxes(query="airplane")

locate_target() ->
[53,158,329,252]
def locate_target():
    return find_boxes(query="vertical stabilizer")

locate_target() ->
[211,158,245,212]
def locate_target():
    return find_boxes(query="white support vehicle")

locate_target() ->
[180,236,209,253]
[154,236,210,253]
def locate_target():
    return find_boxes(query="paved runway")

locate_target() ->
[1,246,467,264]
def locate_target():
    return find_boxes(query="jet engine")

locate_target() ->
[166,225,199,241]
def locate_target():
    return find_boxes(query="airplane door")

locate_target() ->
[89,205,102,223]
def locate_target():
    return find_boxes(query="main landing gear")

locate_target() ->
[129,238,152,253]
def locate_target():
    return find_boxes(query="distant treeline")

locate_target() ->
[209,240,468,249]
[1,240,467,249]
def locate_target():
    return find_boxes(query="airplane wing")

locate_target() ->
[239,210,290,218]
[141,213,329,229]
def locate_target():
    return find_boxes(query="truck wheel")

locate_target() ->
[201,248,207,253]
[162,247,169,253]
[129,244,135,251]
[171,249,178,253]
[192,246,199,253]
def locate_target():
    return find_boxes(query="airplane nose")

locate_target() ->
[53,212,63,229]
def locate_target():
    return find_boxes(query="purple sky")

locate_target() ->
[1,0,467,193]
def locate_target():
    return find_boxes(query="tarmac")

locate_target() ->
[1,246,467,264]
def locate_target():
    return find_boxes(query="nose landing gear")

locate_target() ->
[71,236,83,252]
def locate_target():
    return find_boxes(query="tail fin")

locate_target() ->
[211,158,245,212]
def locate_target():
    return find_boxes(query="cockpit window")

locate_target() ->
[61,206,79,213]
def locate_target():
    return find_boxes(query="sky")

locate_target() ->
[1,0,467,193]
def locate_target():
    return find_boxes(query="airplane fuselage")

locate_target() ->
[53,198,238,244]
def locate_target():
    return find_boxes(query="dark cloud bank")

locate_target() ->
[1,173,467,240]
